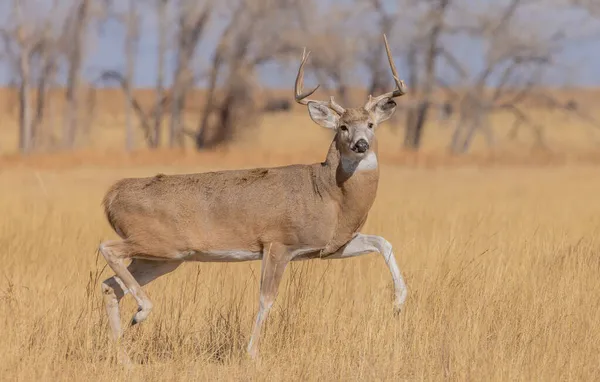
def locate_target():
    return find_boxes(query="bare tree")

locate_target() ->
[153,0,169,148]
[361,0,398,99]
[294,1,359,105]
[170,0,212,148]
[98,69,171,147]
[96,0,172,149]
[194,3,241,149]
[1,0,596,156]
[441,0,566,153]
[124,0,139,151]
[195,0,300,149]
[61,0,92,148]
[1,1,39,154]
[31,30,59,148]
[404,0,451,150]
[1,0,68,153]
[15,3,34,153]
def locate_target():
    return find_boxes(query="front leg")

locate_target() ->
[247,242,291,359]
[325,233,408,313]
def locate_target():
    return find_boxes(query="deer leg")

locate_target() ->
[101,258,182,337]
[325,234,408,313]
[125,259,182,327]
[100,241,181,330]
[101,275,127,341]
[100,257,181,364]
[100,241,152,329]
[247,242,291,360]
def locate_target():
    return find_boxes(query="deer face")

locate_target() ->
[294,34,406,160]
[307,100,397,158]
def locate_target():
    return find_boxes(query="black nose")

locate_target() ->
[353,139,369,153]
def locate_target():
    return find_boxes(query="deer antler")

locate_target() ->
[364,34,407,111]
[295,48,346,115]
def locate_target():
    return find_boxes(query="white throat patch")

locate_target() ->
[341,151,378,174]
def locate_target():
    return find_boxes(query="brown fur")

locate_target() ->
[338,107,371,124]
[102,130,379,259]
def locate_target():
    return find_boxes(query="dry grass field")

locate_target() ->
[1,92,600,380]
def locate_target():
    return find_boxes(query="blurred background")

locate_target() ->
[0,0,598,160]
[2,2,600,379]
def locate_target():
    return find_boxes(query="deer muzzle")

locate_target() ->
[352,139,369,154]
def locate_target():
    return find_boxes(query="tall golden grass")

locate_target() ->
[1,105,600,380]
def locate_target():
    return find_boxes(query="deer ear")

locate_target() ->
[308,102,339,129]
[372,98,397,124]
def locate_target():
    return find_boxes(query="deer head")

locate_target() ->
[294,34,407,160]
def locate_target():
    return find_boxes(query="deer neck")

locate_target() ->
[321,136,380,209]
[315,136,380,255]
[321,136,380,187]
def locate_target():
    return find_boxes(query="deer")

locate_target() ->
[99,34,408,363]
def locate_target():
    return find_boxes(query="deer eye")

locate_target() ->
[368,123,374,129]
[340,125,348,132]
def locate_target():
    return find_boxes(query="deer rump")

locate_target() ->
[102,165,340,260]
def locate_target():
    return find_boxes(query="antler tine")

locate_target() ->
[329,96,346,115]
[383,34,407,97]
[364,34,408,111]
[295,48,321,105]
[294,48,346,115]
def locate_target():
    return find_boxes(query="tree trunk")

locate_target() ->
[366,0,394,99]
[195,7,239,150]
[171,3,212,148]
[405,101,430,149]
[403,0,449,150]
[450,105,490,154]
[460,121,478,153]
[47,68,58,148]
[404,43,419,147]
[32,54,54,149]
[153,0,167,149]
[367,65,386,99]
[170,16,189,149]
[338,83,349,106]
[125,0,138,151]
[63,0,90,149]
[169,59,185,148]
[196,51,222,149]
[18,49,33,154]
[450,115,466,153]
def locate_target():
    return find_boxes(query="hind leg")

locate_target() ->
[101,275,127,341]
[101,257,181,365]
[101,259,183,338]
[100,241,182,336]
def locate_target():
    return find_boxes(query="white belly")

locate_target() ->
[179,250,262,262]
[177,247,322,262]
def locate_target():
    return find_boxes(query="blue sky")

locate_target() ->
[1,0,599,88]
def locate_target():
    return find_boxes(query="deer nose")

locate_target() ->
[353,139,369,153]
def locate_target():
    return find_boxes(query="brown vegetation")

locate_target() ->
[1,98,600,379]
[1,135,600,379]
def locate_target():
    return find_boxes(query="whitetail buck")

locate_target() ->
[100,35,408,362]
